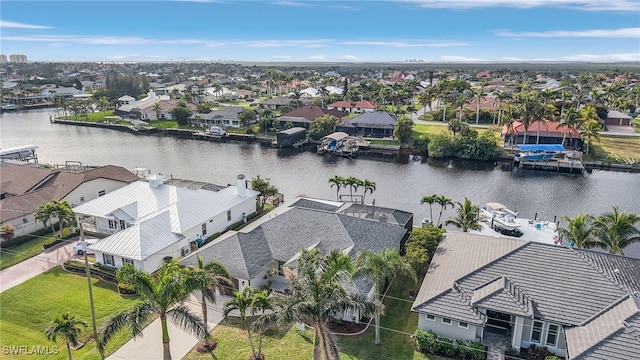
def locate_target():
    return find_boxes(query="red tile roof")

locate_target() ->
[502,120,579,137]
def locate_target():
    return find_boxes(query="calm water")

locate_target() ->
[2,109,639,225]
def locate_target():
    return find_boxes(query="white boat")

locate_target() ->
[514,144,565,162]
[481,202,522,231]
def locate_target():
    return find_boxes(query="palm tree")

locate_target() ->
[362,179,376,205]
[558,107,579,147]
[35,202,58,235]
[254,249,376,360]
[52,200,74,239]
[97,263,209,360]
[420,195,438,225]
[223,287,271,360]
[353,248,416,345]
[434,195,454,228]
[152,102,162,121]
[581,120,602,155]
[328,175,345,201]
[591,206,640,255]
[445,198,482,232]
[557,213,595,248]
[343,176,363,203]
[187,256,234,339]
[45,313,87,360]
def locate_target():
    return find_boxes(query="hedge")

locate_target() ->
[414,329,486,360]
[0,223,62,248]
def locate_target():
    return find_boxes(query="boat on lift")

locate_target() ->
[480,202,522,231]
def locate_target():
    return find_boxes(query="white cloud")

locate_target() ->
[340,40,468,47]
[0,20,52,29]
[400,0,640,11]
[272,55,293,59]
[341,55,359,60]
[562,52,640,61]
[500,56,526,61]
[308,55,325,60]
[495,27,640,38]
[439,55,487,62]
[241,39,330,48]
[271,1,316,7]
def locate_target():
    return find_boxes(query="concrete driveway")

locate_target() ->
[0,238,78,293]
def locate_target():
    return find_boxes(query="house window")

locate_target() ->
[546,324,559,347]
[227,210,232,221]
[530,320,543,344]
[103,254,115,266]
[119,220,127,229]
[458,322,469,329]
[201,223,207,236]
[108,220,116,229]
[98,190,106,197]
[122,258,134,266]
[80,196,85,202]
[441,318,452,325]
[426,314,435,322]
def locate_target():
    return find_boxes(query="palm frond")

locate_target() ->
[167,304,209,341]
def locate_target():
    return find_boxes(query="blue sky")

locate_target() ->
[1,0,639,63]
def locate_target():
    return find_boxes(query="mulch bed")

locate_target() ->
[329,319,369,334]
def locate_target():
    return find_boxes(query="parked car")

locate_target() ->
[73,238,99,255]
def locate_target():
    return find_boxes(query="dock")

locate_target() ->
[476,217,560,246]
[516,158,585,174]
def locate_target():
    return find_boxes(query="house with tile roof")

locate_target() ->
[181,197,412,294]
[502,119,583,149]
[411,232,640,359]
[327,100,377,114]
[336,111,397,138]
[0,162,138,235]
[73,174,258,272]
[275,105,348,129]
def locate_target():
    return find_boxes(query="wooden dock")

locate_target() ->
[516,159,585,174]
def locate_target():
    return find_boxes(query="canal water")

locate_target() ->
[2,109,639,225]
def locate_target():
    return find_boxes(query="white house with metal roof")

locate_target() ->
[73,174,259,272]
[411,232,640,360]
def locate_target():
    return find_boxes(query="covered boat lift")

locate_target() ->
[0,145,39,162]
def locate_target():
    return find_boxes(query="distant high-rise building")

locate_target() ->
[0,55,7,63]
[9,54,28,63]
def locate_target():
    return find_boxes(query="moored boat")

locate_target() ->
[480,202,522,231]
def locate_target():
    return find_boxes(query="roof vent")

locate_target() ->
[613,268,620,274]
[146,174,164,188]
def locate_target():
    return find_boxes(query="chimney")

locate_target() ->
[146,174,164,188]
[237,174,246,197]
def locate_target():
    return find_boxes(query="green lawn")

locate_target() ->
[0,267,140,359]
[147,119,179,128]
[590,135,640,162]
[0,228,74,271]
[338,276,438,360]
[369,139,401,146]
[183,316,314,360]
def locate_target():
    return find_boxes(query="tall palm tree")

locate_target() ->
[97,263,209,360]
[558,108,579,147]
[435,195,454,228]
[35,202,58,235]
[362,179,376,205]
[343,176,363,203]
[558,213,595,248]
[591,206,640,255]
[187,256,234,336]
[223,287,271,360]
[445,198,482,232]
[328,175,345,201]
[581,120,602,155]
[353,248,416,345]
[254,249,376,360]
[45,313,87,360]
[420,195,438,225]
[52,200,74,239]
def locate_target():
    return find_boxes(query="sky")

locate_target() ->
[1,0,639,63]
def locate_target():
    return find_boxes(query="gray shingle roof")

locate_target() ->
[289,198,341,212]
[338,111,397,129]
[182,206,407,282]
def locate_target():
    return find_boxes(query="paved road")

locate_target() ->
[107,294,230,360]
[0,238,78,293]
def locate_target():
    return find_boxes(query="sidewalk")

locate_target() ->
[107,294,231,360]
[0,238,77,293]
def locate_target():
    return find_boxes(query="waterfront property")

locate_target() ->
[275,105,348,129]
[188,106,245,128]
[72,174,258,272]
[181,197,412,298]
[327,100,377,113]
[336,111,398,138]
[411,232,640,359]
[0,161,138,235]
[503,119,583,149]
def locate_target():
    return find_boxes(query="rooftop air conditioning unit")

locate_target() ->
[180,246,190,256]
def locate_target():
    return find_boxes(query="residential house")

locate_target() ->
[502,120,583,149]
[336,111,397,138]
[0,162,138,235]
[181,197,412,296]
[73,174,259,272]
[260,97,294,110]
[327,100,377,114]
[138,99,195,121]
[40,87,85,100]
[275,105,348,129]
[188,106,245,128]
[118,95,136,106]
[604,110,633,126]
[411,232,640,359]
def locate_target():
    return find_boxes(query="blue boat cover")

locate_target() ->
[517,144,565,151]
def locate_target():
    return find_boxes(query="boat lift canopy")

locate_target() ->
[517,144,565,151]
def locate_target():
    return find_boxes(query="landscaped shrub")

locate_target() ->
[525,344,552,360]
[544,356,562,360]
[43,238,63,249]
[504,346,523,359]
[413,329,487,360]
[0,224,61,248]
